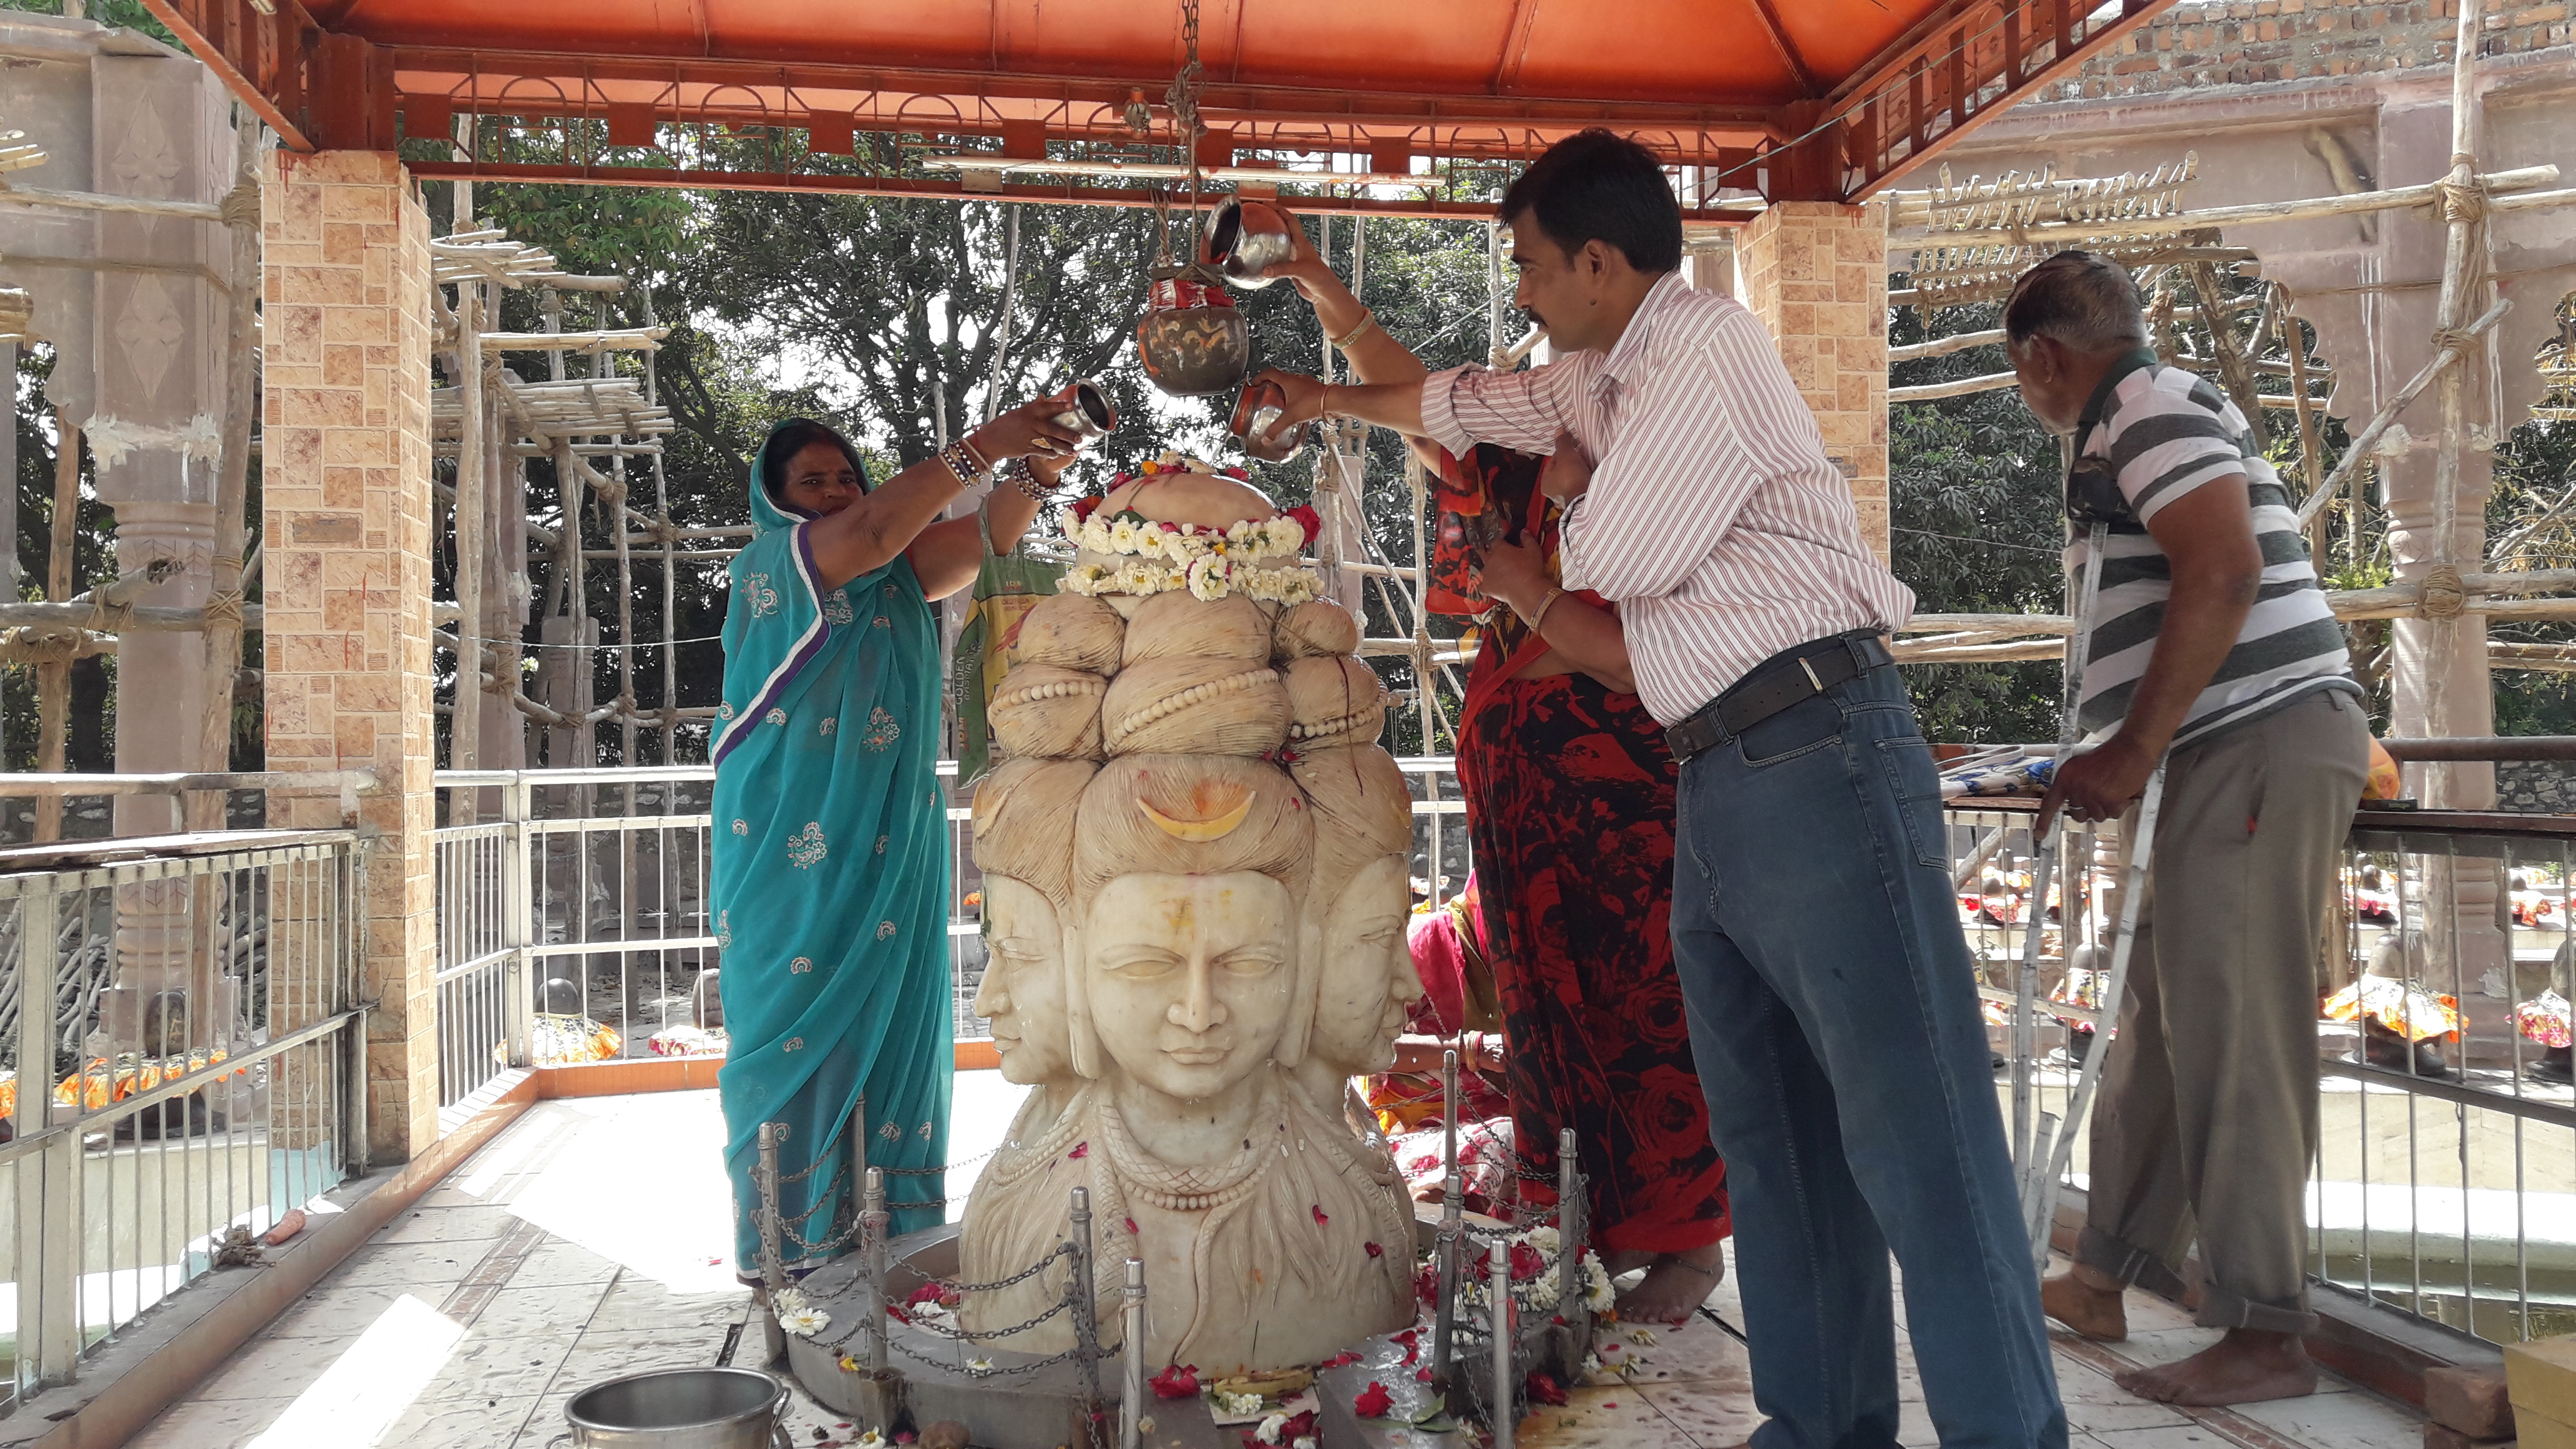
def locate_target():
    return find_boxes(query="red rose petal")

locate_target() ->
[1415,1367,1434,1382]
[1364,1241,1383,1258]
[1525,1372,1568,1407]
[1353,1382,1393,1418]
[1311,1204,1328,1226]
[1069,1142,1088,1160]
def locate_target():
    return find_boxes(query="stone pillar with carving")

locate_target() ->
[260,149,440,1163]
[89,57,237,1015]
[1735,201,1891,562]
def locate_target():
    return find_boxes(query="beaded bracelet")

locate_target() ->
[938,439,985,485]
[1001,456,1047,502]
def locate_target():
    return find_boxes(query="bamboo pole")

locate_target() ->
[190,122,264,834]
[2424,0,2487,759]
[2293,296,2512,529]
[2188,261,2266,441]
[35,411,80,842]
[450,265,484,782]
[2276,287,2331,564]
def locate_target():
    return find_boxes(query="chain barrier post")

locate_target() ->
[1433,1048,1462,1378]
[1120,1258,1146,1449]
[756,1122,788,1297]
[1070,1187,1106,1426]
[1490,1229,1515,1449]
[1556,1126,1583,1316]
[845,1092,867,1244]
[864,1166,891,1376]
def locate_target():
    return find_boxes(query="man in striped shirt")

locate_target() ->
[2009,251,2366,1407]
[1254,130,2068,1449]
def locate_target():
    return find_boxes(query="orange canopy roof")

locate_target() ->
[145,0,2172,212]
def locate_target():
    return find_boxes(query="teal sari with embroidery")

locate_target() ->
[711,420,952,1274]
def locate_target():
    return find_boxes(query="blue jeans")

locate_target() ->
[1671,660,2066,1449]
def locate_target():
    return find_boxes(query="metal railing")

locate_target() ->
[2311,806,2576,1344]
[428,760,1471,1091]
[0,827,368,1408]
[1947,781,2576,1349]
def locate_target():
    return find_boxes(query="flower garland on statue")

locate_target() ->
[1059,456,1326,603]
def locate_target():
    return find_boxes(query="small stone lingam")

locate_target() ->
[962,455,1420,1372]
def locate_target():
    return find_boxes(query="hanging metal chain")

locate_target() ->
[1148,0,1224,285]
[1166,0,1204,203]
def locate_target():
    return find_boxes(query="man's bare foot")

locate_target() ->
[2040,1266,2128,1342]
[1616,1246,1725,1324]
[2114,1329,2318,1406]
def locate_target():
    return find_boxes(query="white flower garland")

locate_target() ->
[1067,510,1310,565]
[1061,555,1321,605]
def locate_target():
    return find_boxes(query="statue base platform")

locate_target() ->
[781,1213,1592,1449]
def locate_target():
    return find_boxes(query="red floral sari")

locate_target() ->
[1441,444,1730,1255]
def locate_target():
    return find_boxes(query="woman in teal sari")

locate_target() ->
[713,399,1080,1279]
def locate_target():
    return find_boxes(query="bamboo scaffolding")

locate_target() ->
[1890,164,2559,245]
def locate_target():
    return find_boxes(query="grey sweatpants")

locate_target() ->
[2075,689,2369,1334]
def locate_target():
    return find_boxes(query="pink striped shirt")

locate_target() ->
[1420,271,1915,726]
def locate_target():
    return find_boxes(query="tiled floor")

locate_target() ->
[134,1078,2426,1449]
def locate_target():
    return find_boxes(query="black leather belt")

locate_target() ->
[1665,630,1894,765]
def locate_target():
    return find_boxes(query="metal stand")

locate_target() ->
[756,1121,787,1294]
[863,1167,890,1375]
[1432,1049,1462,1379]
[1489,1231,1515,1449]
[1069,1187,1105,1425]
[1119,1259,1146,1449]
[1554,1126,1583,1315]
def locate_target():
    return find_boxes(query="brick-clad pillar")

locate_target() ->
[259,149,439,1163]
[1737,202,1890,561]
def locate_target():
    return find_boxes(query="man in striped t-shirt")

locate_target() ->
[2009,251,2367,1407]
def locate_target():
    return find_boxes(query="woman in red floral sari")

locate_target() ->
[1271,218,1730,1322]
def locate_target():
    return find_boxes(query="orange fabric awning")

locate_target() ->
[145,0,2174,210]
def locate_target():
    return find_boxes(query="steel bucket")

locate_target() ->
[550,1367,791,1449]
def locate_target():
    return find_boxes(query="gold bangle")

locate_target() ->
[1331,310,1377,350]
[1527,585,1568,632]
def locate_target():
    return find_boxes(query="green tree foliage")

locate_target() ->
[1886,295,2066,744]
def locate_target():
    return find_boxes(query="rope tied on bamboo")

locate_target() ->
[2421,564,2469,621]
[485,640,522,690]
[5,627,84,664]
[217,182,260,230]
[2431,328,2484,356]
[203,591,246,627]
[2436,178,2489,225]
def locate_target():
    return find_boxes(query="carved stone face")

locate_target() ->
[1305,854,1416,1075]
[974,877,1073,1086]
[1084,872,1296,1102]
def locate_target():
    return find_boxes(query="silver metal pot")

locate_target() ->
[549,1367,791,1449]
[1229,378,1308,463]
[1051,378,1116,442]
[1204,199,1297,287]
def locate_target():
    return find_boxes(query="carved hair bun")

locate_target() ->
[1121,590,1271,666]
[1282,656,1386,749]
[970,756,1098,909]
[1272,600,1361,661]
[988,664,1108,760]
[1008,592,1124,675]
[1101,655,1290,758]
